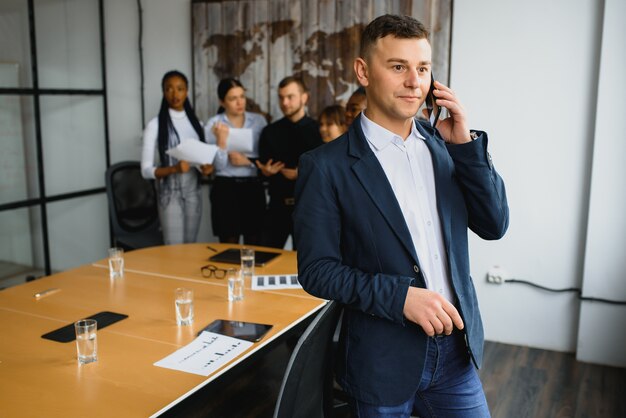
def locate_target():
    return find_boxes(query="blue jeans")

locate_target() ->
[350,331,490,418]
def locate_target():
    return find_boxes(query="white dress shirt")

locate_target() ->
[360,112,454,302]
[141,108,201,180]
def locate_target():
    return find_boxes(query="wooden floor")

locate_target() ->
[481,341,626,418]
[173,340,626,418]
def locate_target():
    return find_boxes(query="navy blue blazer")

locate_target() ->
[293,115,509,405]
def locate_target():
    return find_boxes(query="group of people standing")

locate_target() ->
[140,71,366,248]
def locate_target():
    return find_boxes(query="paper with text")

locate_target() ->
[154,331,253,376]
[166,139,218,165]
[252,274,302,290]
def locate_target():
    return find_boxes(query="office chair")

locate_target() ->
[105,161,163,250]
[273,300,346,418]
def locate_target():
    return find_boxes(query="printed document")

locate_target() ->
[166,139,218,165]
[252,274,302,290]
[227,128,254,153]
[154,331,253,376]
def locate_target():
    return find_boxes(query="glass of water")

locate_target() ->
[108,247,124,279]
[75,319,98,365]
[175,288,194,326]
[227,269,244,302]
[240,248,255,283]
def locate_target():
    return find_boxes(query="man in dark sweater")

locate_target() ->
[256,76,323,249]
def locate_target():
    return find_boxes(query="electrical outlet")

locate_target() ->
[485,265,508,284]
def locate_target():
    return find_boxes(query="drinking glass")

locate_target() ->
[108,247,124,279]
[240,248,255,283]
[227,269,244,302]
[75,319,98,365]
[175,288,194,325]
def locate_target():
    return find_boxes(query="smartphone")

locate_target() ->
[198,319,273,342]
[426,72,442,127]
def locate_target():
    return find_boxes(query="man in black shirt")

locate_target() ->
[256,76,323,249]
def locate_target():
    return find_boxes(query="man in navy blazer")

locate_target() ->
[294,14,508,417]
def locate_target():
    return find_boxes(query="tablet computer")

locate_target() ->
[209,248,281,266]
[198,319,273,342]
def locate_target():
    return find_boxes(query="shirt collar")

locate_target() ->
[169,108,186,120]
[220,112,249,127]
[360,112,425,151]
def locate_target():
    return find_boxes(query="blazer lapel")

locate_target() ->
[348,116,420,265]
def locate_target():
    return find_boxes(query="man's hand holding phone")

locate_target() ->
[423,78,472,145]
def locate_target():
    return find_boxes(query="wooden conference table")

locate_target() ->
[0,243,325,417]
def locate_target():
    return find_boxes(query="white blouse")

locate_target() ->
[204,111,267,177]
[141,108,201,180]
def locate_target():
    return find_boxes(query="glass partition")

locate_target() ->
[0,0,108,280]
[47,194,109,272]
[0,207,44,286]
[40,95,106,196]
[0,0,33,88]
[0,95,39,204]
[34,0,102,89]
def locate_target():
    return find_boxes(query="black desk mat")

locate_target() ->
[41,311,128,343]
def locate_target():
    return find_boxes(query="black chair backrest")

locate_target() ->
[106,161,159,232]
[274,301,342,418]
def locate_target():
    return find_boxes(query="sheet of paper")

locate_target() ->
[227,128,254,153]
[166,139,218,165]
[154,331,253,376]
[251,274,302,290]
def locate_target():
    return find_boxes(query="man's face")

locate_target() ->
[355,36,432,131]
[278,82,308,121]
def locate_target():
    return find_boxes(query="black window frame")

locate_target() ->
[0,0,110,276]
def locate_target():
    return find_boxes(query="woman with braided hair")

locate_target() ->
[141,70,213,244]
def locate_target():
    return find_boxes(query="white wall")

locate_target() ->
[103,0,624,363]
[450,0,608,354]
[576,0,626,368]
[452,0,625,365]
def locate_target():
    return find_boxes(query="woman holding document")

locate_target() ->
[205,78,267,244]
[141,70,213,245]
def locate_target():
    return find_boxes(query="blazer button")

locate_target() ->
[413,265,420,273]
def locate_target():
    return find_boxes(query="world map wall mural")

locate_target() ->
[192,0,452,122]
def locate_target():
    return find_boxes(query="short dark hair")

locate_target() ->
[217,78,244,101]
[359,14,430,59]
[319,105,346,127]
[278,76,308,93]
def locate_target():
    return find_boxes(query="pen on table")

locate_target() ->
[34,288,61,300]
[206,245,218,252]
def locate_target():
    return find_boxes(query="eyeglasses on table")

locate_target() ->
[201,264,236,279]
